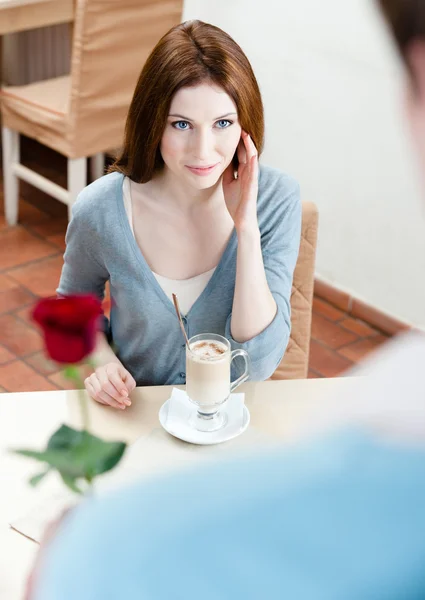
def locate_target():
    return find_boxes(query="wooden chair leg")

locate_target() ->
[67,157,87,220]
[90,153,105,181]
[2,127,20,225]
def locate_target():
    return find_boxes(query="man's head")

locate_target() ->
[379,0,425,179]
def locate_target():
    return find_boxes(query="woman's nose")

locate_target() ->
[191,129,213,161]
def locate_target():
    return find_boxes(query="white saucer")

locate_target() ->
[159,389,250,446]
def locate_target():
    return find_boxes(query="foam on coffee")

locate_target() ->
[190,340,227,360]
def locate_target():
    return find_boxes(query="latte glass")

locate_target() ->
[186,333,250,432]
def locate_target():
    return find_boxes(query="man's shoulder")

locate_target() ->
[309,331,425,442]
[354,330,425,377]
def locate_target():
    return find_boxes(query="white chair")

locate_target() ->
[1,0,183,224]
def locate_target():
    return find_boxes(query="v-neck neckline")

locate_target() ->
[115,174,237,318]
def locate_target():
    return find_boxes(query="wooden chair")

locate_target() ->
[272,202,319,379]
[0,0,183,224]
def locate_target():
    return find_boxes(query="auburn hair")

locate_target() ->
[109,20,264,183]
[378,0,425,66]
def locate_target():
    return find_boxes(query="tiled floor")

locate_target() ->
[0,138,390,392]
[308,298,389,378]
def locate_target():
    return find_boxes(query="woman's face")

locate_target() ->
[160,82,242,190]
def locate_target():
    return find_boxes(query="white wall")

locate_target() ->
[183,0,425,328]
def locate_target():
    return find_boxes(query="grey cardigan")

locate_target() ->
[57,165,302,385]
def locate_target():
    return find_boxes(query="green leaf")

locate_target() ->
[29,469,50,487]
[75,433,127,477]
[13,448,82,477]
[47,424,84,451]
[13,425,127,482]
[60,472,83,495]
[13,449,52,461]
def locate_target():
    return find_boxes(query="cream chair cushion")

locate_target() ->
[272,201,319,380]
[1,76,70,155]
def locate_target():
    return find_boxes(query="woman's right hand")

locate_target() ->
[84,363,136,410]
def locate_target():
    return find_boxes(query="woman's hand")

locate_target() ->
[222,130,259,233]
[84,363,136,410]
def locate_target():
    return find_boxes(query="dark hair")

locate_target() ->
[378,0,425,62]
[109,20,264,183]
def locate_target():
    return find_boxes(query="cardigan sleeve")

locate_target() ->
[225,177,302,381]
[57,193,110,334]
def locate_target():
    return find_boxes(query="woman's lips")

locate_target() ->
[186,163,219,176]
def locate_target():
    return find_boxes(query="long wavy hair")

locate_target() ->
[109,20,264,183]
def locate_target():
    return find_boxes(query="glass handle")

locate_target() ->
[230,349,251,393]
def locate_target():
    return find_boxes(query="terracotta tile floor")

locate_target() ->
[0,138,391,392]
[308,299,389,378]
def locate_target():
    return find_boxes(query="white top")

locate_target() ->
[122,177,216,315]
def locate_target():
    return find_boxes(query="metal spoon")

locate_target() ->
[172,293,191,353]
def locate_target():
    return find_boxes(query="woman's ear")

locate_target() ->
[406,40,425,101]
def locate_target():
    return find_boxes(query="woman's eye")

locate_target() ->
[216,119,232,129]
[172,121,190,130]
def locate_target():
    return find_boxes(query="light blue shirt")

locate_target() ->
[34,429,425,599]
[57,165,302,386]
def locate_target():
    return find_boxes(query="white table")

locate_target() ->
[0,377,361,600]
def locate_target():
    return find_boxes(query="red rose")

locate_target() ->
[32,295,102,364]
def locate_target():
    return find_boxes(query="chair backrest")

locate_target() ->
[67,0,183,158]
[271,202,319,380]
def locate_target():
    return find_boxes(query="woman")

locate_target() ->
[58,20,302,409]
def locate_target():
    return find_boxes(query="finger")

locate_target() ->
[245,136,258,164]
[98,374,130,406]
[97,390,127,410]
[237,137,247,164]
[95,368,126,403]
[99,365,128,398]
[105,379,131,405]
[119,366,137,393]
[105,366,131,404]
[248,153,259,182]
[236,147,247,182]
[85,379,107,405]
[85,378,103,402]
[89,374,126,410]
[222,163,236,186]
[123,375,136,394]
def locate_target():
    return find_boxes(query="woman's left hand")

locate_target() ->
[222,130,259,233]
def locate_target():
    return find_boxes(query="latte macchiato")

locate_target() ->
[186,339,230,411]
[185,333,250,432]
